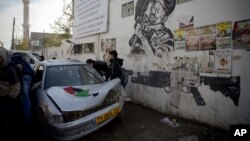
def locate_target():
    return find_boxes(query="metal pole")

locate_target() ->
[11,17,15,50]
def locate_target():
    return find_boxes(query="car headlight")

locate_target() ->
[44,105,63,123]
[48,115,64,123]
[63,111,80,122]
[104,89,121,105]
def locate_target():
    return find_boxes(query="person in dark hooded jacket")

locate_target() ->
[108,50,122,80]
[86,59,110,81]
[11,54,34,126]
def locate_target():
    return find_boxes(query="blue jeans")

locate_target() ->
[21,74,32,123]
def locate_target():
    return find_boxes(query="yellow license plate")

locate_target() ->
[95,107,121,124]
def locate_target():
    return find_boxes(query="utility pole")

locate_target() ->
[43,29,45,57]
[11,17,15,50]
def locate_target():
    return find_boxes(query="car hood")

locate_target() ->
[45,79,121,112]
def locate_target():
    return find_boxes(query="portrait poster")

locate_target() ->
[122,1,134,18]
[216,21,232,49]
[200,24,216,51]
[121,3,128,18]
[174,29,186,50]
[101,38,116,52]
[214,49,232,74]
[127,1,134,16]
[83,43,94,53]
[200,51,214,73]
[186,27,200,51]
[233,19,250,49]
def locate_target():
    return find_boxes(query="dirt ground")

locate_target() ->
[78,102,231,141]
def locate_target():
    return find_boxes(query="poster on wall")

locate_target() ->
[200,51,214,73]
[216,21,232,49]
[83,43,94,53]
[186,27,200,51]
[174,29,186,50]
[200,24,216,51]
[173,56,199,72]
[214,49,232,74]
[73,0,109,39]
[233,19,250,49]
[122,1,134,18]
[101,38,116,52]
[121,3,128,18]
[177,15,194,30]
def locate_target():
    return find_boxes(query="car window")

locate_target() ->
[25,55,34,64]
[32,53,40,60]
[13,52,33,63]
[13,52,28,61]
[44,65,103,89]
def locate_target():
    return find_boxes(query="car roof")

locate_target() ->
[10,50,32,53]
[40,59,86,66]
[10,50,39,62]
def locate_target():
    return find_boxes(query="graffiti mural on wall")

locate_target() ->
[129,0,176,57]
[131,70,241,107]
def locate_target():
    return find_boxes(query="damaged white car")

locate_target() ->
[31,59,126,141]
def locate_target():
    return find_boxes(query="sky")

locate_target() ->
[0,0,65,49]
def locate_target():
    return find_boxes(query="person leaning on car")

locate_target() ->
[86,59,110,81]
[0,47,21,141]
[108,50,123,80]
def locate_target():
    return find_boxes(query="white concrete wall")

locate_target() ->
[45,41,97,62]
[73,0,250,129]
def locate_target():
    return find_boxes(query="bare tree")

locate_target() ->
[50,0,73,39]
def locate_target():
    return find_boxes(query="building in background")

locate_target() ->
[30,32,68,56]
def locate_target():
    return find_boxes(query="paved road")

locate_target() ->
[78,102,230,141]
[21,102,230,141]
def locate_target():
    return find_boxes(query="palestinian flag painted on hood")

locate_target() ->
[64,86,89,97]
